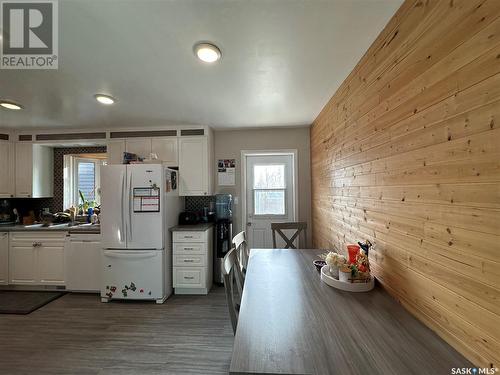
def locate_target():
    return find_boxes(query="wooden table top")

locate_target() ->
[229,249,471,375]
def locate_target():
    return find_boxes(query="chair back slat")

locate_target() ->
[271,222,307,249]
[223,247,244,334]
[232,231,249,271]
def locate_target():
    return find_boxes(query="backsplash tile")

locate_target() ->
[184,196,215,212]
[4,198,53,221]
[52,146,107,212]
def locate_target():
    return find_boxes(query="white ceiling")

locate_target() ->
[0,0,402,130]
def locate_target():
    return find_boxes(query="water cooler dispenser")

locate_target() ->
[214,194,232,285]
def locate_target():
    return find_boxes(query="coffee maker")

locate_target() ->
[214,194,232,285]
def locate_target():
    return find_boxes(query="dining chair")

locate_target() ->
[271,222,308,249]
[223,247,244,334]
[232,231,249,272]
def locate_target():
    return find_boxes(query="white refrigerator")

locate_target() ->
[100,164,181,303]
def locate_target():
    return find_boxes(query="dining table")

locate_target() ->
[229,248,472,375]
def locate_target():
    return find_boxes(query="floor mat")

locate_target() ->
[0,291,65,314]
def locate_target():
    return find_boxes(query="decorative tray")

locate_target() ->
[320,265,375,292]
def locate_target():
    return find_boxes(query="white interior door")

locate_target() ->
[245,154,295,249]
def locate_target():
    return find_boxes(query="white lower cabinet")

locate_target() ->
[9,243,37,284]
[172,228,213,295]
[38,245,65,285]
[65,234,101,292]
[0,232,9,284]
[8,231,66,286]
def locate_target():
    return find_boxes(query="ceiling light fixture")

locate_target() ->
[94,94,116,105]
[0,100,23,110]
[194,42,222,63]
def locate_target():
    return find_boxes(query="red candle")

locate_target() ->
[347,244,360,264]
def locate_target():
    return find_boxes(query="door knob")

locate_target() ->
[247,222,252,226]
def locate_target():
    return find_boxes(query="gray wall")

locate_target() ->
[214,127,311,247]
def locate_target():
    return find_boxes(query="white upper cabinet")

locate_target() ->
[15,143,53,198]
[151,137,178,166]
[15,142,34,197]
[108,137,179,166]
[107,139,125,165]
[178,136,213,196]
[125,138,152,160]
[0,140,14,198]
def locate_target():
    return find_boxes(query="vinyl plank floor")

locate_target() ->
[0,287,234,375]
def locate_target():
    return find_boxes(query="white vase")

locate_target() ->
[339,270,351,283]
[329,266,339,279]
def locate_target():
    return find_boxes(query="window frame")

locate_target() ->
[252,163,288,218]
[63,155,105,210]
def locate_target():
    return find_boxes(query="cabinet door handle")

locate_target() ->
[183,259,195,263]
[183,276,195,280]
[184,235,193,238]
[184,247,194,250]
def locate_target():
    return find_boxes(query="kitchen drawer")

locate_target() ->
[173,231,206,243]
[174,268,205,288]
[10,231,66,242]
[174,254,205,267]
[173,242,206,255]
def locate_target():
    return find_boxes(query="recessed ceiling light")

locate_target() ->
[194,42,222,63]
[94,94,116,105]
[0,100,23,110]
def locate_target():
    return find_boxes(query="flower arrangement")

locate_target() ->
[325,252,347,268]
[320,242,372,283]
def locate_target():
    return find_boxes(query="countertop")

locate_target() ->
[0,223,100,234]
[170,223,214,231]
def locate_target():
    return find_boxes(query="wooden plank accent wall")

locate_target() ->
[310,0,500,368]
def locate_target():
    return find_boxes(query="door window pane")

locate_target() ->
[253,165,285,189]
[77,162,95,202]
[254,190,285,215]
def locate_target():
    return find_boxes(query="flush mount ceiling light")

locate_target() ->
[94,94,116,105]
[0,100,23,110]
[194,42,222,63]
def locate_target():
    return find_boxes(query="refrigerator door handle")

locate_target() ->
[121,171,126,243]
[128,172,133,242]
[103,250,158,259]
